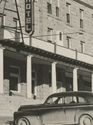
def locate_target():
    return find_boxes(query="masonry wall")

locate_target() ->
[31,0,93,56]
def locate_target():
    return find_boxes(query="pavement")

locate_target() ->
[0,116,13,125]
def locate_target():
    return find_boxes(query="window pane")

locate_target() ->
[56,7,59,17]
[47,27,53,42]
[47,2,52,14]
[66,13,70,23]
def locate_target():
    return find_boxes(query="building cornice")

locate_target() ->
[73,0,93,9]
[0,39,93,70]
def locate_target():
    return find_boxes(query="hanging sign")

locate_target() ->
[25,0,33,35]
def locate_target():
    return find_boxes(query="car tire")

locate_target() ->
[79,115,93,125]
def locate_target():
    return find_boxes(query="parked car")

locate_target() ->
[10,91,93,125]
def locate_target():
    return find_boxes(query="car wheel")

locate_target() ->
[79,115,93,125]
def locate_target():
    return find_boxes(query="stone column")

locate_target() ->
[52,62,57,93]
[27,55,33,98]
[73,67,78,91]
[0,47,4,94]
[91,73,93,92]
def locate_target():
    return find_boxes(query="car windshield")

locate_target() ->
[45,94,93,105]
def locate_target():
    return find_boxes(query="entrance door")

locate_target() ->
[9,66,20,92]
[10,75,18,91]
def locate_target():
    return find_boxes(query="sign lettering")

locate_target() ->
[25,0,33,34]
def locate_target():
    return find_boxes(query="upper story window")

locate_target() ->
[0,16,3,27]
[13,18,20,42]
[66,3,71,24]
[91,14,93,26]
[66,36,71,48]
[56,6,59,17]
[47,27,53,43]
[56,31,63,46]
[80,41,85,53]
[56,0,60,17]
[80,9,84,28]
[47,2,52,14]
[0,13,5,27]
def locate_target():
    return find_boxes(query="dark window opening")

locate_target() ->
[56,6,59,17]
[66,13,70,24]
[80,9,84,28]
[66,36,71,48]
[66,3,71,24]
[59,32,62,40]
[47,2,52,14]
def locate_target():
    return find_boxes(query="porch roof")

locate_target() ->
[0,39,93,70]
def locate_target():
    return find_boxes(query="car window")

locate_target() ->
[65,96,77,104]
[46,97,58,104]
[78,97,86,103]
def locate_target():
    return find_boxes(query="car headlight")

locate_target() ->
[17,117,30,125]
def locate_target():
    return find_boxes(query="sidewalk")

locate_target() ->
[0,116,13,125]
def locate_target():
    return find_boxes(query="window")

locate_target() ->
[9,66,20,92]
[32,71,37,96]
[78,97,86,103]
[59,32,62,41]
[66,3,71,24]
[92,14,93,18]
[0,16,3,26]
[56,31,63,46]
[66,36,71,48]
[56,6,59,17]
[65,96,77,104]
[47,2,52,14]
[47,27,53,42]
[80,41,85,53]
[13,18,20,42]
[80,9,84,28]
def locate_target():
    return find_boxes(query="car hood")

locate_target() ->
[18,104,46,111]
[14,103,58,118]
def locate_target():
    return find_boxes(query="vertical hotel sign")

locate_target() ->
[25,0,34,35]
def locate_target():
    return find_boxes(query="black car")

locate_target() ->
[10,91,93,125]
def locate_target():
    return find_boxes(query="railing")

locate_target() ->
[31,37,93,65]
[3,29,93,66]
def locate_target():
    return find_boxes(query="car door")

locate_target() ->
[64,96,78,125]
[41,97,66,125]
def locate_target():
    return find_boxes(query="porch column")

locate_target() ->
[73,67,78,91]
[27,55,33,98]
[91,73,93,92]
[0,47,4,94]
[52,62,57,93]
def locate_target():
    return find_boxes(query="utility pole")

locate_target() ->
[15,0,24,43]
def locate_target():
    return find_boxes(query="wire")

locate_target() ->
[0,25,84,40]
[32,32,83,38]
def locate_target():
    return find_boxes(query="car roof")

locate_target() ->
[47,91,93,98]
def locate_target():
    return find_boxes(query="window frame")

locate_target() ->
[66,3,71,24]
[56,6,59,17]
[66,36,71,48]
[47,2,52,14]
[80,41,85,53]
[47,27,53,43]
[80,9,84,28]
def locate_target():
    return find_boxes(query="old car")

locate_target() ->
[11,91,93,125]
